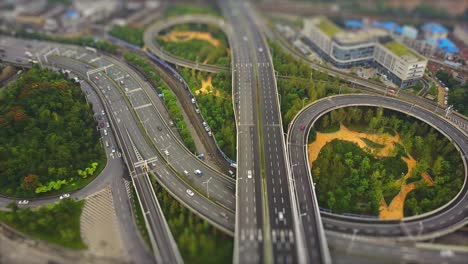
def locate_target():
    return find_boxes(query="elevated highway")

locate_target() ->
[288,94,468,241]
[144,15,230,73]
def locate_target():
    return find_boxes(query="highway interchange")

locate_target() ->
[1,1,468,263]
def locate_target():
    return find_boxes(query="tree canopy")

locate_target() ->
[0,67,105,197]
[312,106,464,217]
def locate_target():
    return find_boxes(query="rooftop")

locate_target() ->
[422,22,448,34]
[334,28,387,44]
[373,21,399,31]
[316,18,341,37]
[438,38,460,54]
[344,20,363,29]
[383,41,424,61]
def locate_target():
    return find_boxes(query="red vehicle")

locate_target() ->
[299,124,306,131]
[388,89,396,96]
[100,122,105,128]
[95,76,99,80]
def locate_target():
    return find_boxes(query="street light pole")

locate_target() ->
[203,177,213,198]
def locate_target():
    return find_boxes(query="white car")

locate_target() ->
[278,211,284,221]
[60,193,70,200]
[440,250,454,258]
[164,149,169,156]
[247,170,252,179]
[18,200,29,205]
[186,189,194,196]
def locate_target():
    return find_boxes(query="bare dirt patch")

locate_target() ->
[195,75,222,97]
[380,155,434,220]
[308,124,400,164]
[160,30,221,47]
[308,124,434,219]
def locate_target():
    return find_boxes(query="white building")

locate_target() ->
[301,17,427,87]
[374,41,427,87]
[74,0,120,23]
[401,25,418,40]
[302,17,386,67]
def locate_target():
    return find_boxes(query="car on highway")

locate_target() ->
[95,76,99,80]
[111,147,116,153]
[228,170,235,177]
[202,121,207,127]
[164,149,169,156]
[157,126,162,131]
[60,193,70,200]
[101,110,105,116]
[105,141,109,148]
[191,98,196,104]
[18,200,29,205]
[220,212,228,219]
[100,122,105,128]
[440,250,454,258]
[103,129,108,136]
[258,48,263,52]
[388,89,396,96]
[183,170,189,176]
[186,189,194,196]
[278,211,284,221]
[194,169,203,177]
[106,122,110,128]
[247,170,252,179]
[299,124,305,131]
[208,131,212,137]
[205,126,211,132]
[195,108,200,114]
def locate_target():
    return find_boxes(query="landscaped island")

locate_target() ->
[308,106,463,218]
[0,67,105,197]
[156,23,231,67]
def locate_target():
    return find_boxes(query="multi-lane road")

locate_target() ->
[2,5,468,261]
[219,0,306,263]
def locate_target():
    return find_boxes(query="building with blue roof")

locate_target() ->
[395,27,403,35]
[344,20,363,29]
[373,21,399,32]
[437,38,460,54]
[65,9,79,20]
[422,22,448,40]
